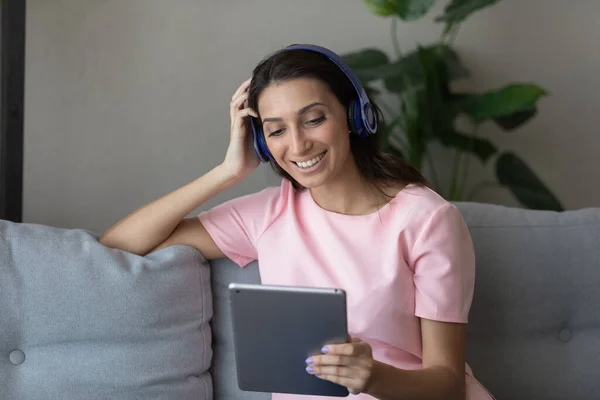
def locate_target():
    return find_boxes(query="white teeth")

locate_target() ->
[294,152,325,169]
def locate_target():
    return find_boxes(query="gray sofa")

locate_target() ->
[1,201,599,400]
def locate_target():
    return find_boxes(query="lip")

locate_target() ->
[291,151,328,174]
[292,151,327,164]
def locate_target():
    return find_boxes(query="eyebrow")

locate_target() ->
[262,102,326,123]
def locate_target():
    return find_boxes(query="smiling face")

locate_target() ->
[257,77,355,189]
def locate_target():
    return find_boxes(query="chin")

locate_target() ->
[292,176,328,189]
[289,166,342,189]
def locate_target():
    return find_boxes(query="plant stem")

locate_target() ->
[448,148,463,200]
[442,23,462,45]
[391,17,428,178]
[425,148,442,193]
[456,124,481,201]
[391,18,403,58]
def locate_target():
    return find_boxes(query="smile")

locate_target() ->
[293,151,327,169]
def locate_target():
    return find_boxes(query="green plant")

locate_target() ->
[341,0,563,210]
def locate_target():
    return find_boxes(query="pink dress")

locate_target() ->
[199,179,495,400]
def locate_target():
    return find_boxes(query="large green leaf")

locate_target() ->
[495,152,564,211]
[387,46,461,170]
[435,0,500,24]
[341,48,391,83]
[461,84,547,123]
[443,46,471,80]
[493,108,538,131]
[364,84,381,100]
[341,48,389,71]
[363,0,396,16]
[395,0,437,21]
[383,45,469,93]
[363,0,436,20]
[438,130,498,162]
[342,45,468,92]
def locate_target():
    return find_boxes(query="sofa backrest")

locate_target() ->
[2,200,598,400]
[455,202,600,399]
[209,258,267,400]
[210,202,600,400]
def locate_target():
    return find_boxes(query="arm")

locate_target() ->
[310,203,473,399]
[308,321,465,400]
[367,319,466,400]
[100,165,234,257]
[367,202,473,399]
[100,79,259,257]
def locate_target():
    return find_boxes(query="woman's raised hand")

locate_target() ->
[221,78,261,184]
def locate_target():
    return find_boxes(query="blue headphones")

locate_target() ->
[250,44,378,163]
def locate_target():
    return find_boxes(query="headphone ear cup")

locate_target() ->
[250,116,271,163]
[347,99,363,137]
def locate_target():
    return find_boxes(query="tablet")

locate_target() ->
[228,283,349,397]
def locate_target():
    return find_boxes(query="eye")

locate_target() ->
[306,116,326,126]
[268,129,284,137]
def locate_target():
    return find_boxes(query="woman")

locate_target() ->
[100,45,495,400]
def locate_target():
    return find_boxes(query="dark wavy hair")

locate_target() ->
[247,48,427,196]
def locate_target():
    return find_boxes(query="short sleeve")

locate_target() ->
[409,203,475,323]
[198,184,285,267]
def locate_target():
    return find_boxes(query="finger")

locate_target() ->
[310,354,368,368]
[307,364,357,378]
[310,356,373,379]
[236,107,258,119]
[231,91,249,110]
[231,78,252,101]
[231,108,258,136]
[314,374,364,393]
[323,342,370,357]
[230,92,249,122]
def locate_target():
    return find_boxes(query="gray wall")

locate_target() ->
[23,0,599,233]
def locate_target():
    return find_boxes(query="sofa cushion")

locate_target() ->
[0,219,213,400]
[455,203,600,400]
[209,258,268,400]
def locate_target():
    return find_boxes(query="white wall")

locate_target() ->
[23,0,599,233]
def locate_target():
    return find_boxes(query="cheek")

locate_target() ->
[265,140,293,171]
[265,138,284,159]
[329,127,351,152]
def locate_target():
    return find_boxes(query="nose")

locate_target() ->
[289,126,311,155]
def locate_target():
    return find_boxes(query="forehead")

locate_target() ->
[257,78,335,117]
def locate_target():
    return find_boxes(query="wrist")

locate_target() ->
[365,362,464,400]
[365,360,394,399]
[213,163,240,188]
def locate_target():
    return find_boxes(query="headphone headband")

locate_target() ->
[250,44,377,163]
[283,44,377,135]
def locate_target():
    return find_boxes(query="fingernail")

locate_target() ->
[321,346,329,354]
[305,357,313,364]
[306,365,314,373]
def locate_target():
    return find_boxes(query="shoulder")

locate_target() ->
[388,183,467,237]
[226,178,292,211]
[395,183,458,217]
[201,178,293,223]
